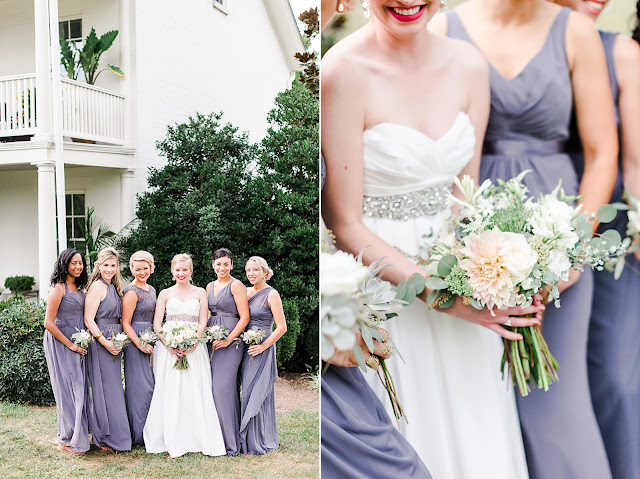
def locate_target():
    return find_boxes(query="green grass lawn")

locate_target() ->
[0,402,318,479]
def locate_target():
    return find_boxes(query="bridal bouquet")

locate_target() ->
[422,172,622,396]
[321,250,409,421]
[159,321,206,370]
[205,324,229,359]
[109,330,131,362]
[70,328,94,366]
[241,326,267,366]
[138,327,158,367]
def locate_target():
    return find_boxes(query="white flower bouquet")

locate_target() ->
[321,250,409,422]
[422,171,622,396]
[241,326,267,366]
[109,330,131,362]
[138,327,158,367]
[204,324,230,359]
[70,328,94,366]
[159,320,206,370]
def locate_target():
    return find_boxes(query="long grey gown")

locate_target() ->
[569,31,640,479]
[122,284,156,446]
[239,286,278,454]
[448,8,612,479]
[207,278,244,455]
[43,282,90,453]
[86,278,132,451]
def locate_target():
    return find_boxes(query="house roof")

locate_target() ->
[262,0,305,72]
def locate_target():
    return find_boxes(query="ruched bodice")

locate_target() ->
[208,279,241,319]
[95,278,122,323]
[56,282,85,324]
[362,112,475,196]
[123,284,156,323]
[247,287,274,333]
[165,298,199,323]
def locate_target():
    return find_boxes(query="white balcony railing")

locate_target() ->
[0,74,36,136]
[0,74,126,144]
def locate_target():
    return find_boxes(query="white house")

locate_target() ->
[0,0,305,297]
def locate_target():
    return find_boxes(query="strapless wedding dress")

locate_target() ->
[143,298,226,457]
[362,112,529,478]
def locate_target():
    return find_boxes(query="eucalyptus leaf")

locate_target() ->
[427,289,437,305]
[439,294,456,308]
[614,257,625,280]
[395,282,408,302]
[469,297,483,310]
[425,277,448,290]
[597,204,617,223]
[370,328,386,342]
[542,271,557,284]
[600,229,622,247]
[409,273,426,295]
[360,325,375,353]
[437,255,458,277]
[353,343,367,373]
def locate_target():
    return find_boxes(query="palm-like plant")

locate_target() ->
[60,27,124,85]
[84,207,116,269]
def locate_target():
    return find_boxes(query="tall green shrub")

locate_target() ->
[0,301,54,405]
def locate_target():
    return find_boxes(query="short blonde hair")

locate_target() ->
[129,250,155,273]
[246,256,274,281]
[87,247,124,296]
[171,253,193,272]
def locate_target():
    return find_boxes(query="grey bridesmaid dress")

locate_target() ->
[86,278,132,451]
[122,284,156,446]
[207,278,244,455]
[569,31,640,479]
[239,286,278,454]
[43,282,90,453]
[448,8,612,478]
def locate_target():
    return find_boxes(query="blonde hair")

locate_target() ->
[171,253,193,272]
[87,247,124,296]
[246,256,274,281]
[129,250,155,273]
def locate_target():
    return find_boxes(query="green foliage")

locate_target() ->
[83,207,116,269]
[0,301,54,405]
[59,27,124,85]
[0,296,24,314]
[121,83,319,371]
[4,276,35,292]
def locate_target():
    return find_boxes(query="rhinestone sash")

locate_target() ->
[363,185,451,221]
[165,314,199,323]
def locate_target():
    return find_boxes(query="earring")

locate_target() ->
[336,1,345,13]
[362,0,370,17]
[440,0,447,9]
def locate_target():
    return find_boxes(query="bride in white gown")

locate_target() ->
[144,254,226,457]
[321,2,544,478]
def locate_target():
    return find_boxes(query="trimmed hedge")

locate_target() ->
[0,300,54,405]
[4,276,35,292]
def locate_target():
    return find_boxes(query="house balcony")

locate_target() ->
[0,73,126,145]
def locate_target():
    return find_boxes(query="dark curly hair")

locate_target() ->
[50,248,88,290]
[633,2,640,45]
[213,248,233,263]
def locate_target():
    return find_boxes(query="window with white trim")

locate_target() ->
[59,18,83,42]
[212,0,228,14]
[61,192,86,252]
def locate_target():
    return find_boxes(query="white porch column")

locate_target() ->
[121,169,135,227]
[33,160,57,296]
[32,0,53,143]
[119,0,133,146]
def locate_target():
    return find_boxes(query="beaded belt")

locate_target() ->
[165,314,198,323]
[363,185,451,221]
[210,311,240,319]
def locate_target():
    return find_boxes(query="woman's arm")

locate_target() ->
[84,282,119,355]
[44,284,85,354]
[567,12,618,222]
[614,35,640,262]
[248,289,287,356]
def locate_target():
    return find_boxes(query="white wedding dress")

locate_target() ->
[143,298,226,457]
[362,112,529,479]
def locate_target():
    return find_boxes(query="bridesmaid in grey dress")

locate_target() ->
[43,248,90,454]
[84,247,132,452]
[206,248,249,455]
[439,1,618,477]
[122,251,157,446]
[240,256,287,454]
[552,2,640,477]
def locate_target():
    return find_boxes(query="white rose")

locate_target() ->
[501,232,538,282]
[320,251,369,297]
[547,249,571,281]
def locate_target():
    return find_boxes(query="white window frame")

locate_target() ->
[65,191,86,244]
[59,16,83,43]
[212,0,229,15]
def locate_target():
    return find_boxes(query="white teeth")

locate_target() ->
[392,6,421,15]
[585,1,603,11]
